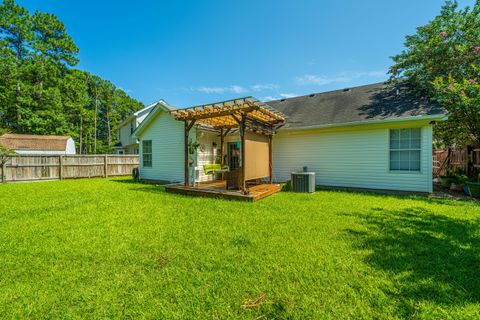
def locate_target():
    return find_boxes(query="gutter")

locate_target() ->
[279,114,448,132]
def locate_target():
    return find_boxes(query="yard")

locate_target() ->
[1,178,479,319]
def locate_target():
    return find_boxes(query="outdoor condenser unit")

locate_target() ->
[291,168,315,193]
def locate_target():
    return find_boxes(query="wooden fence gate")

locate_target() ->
[1,154,139,183]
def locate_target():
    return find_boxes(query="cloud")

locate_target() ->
[295,70,386,86]
[251,83,279,92]
[262,93,298,101]
[262,96,278,101]
[195,85,247,94]
[193,83,280,95]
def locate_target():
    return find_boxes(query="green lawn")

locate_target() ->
[1,178,479,319]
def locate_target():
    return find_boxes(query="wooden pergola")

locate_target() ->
[170,97,286,194]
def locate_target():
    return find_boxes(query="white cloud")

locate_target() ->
[262,93,297,101]
[230,85,246,94]
[251,83,279,92]
[262,96,278,101]
[295,70,386,86]
[193,83,280,95]
[195,85,247,94]
[280,93,297,98]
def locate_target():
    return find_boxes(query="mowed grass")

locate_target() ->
[0,178,479,319]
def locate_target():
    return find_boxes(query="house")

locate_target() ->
[0,134,76,155]
[114,100,175,154]
[133,82,447,193]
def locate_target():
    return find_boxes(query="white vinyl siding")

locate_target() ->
[138,111,184,182]
[119,120,137,147]
[273,124,433,192]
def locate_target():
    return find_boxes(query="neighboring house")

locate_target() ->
[0,134,76,155]
[133,82,448,193]
[114,100,174,154]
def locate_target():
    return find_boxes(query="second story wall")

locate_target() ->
[118,119,137,147]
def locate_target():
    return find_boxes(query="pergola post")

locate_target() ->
[220,128,224,168]
[184,120,196,187]
[184,121,189,187]
[268,135,273,184]
[240,113,247,194]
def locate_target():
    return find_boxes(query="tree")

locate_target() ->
[0,0,33,131]
[390,0,480,147]
[0,0,144,154]
[62,69,89,153]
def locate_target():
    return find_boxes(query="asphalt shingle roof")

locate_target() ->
[266,82,447,130]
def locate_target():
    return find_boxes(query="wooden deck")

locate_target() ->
[165,180,282,202]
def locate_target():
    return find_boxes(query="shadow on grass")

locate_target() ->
[345,207,480,316]
[110,179,168,193]
[318,186,476,206]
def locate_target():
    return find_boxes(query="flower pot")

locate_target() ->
[466,182,480,198]
[456,184,463,193]
[463,184,469,195]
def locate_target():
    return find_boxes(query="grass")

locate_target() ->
[1,178,479,319]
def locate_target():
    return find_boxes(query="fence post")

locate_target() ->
[1,158,6,184]
[104,155,108,178]
[59,155,63,180]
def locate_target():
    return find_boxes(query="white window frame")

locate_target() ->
[389,128,422,172]
[142,140,152,167]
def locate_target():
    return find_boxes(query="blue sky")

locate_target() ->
[19,0,475,107]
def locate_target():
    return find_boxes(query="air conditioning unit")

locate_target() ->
[291,171,315,193]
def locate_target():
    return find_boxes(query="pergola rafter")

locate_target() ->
[170,97,286,132]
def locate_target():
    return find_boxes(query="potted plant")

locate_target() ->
[456,174,469,194]
[439,169,455,189]
[188,139,201,166]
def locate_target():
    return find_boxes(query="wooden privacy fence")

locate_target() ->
[433,147,480,177]
[1,154,139,183]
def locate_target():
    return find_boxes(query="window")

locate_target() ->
[142,140,152,167]
[390,128,421,172]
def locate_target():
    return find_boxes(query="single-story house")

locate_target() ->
[114,100,175,154]
[133,82,447,193]
[0,134,76,155]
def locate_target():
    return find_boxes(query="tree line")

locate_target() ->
[0,0,144,154]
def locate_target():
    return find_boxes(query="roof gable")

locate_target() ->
[133,101,176,137]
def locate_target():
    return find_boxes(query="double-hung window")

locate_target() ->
[142,140,152,167]
[389,128,421,172]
